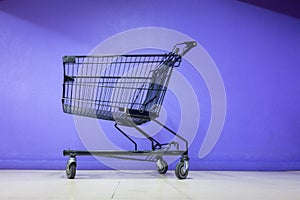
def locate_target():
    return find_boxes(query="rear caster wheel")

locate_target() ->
[175,162,188,179]
[66,162,76,179]
[156,158,168,174]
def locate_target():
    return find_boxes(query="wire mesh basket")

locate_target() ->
[62,53,181,125]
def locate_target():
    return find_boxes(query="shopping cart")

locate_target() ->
[62,41,197,179]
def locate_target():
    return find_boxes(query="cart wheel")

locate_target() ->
[175,162,188,179]
[66,162,76,179]
[156,159,168,174]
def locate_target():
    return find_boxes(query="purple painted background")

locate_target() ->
[0,0,299,170]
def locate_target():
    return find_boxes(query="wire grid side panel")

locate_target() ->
[62,54,180,120]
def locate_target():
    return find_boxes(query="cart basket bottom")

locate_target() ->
[63,104,158,125]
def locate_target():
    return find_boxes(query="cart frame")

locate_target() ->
[62,41,197,179]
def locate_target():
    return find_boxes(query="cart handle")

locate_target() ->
[172,41,197,56]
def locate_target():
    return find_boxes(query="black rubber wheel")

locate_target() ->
[66,162,76,179]
[157,159,168,174]
[175,162,188,179]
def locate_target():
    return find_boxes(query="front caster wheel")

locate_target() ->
[66,162,76,179]
[175,162,188,179]
[156,158,168,174]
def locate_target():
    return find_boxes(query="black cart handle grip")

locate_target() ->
[172,41,197,56]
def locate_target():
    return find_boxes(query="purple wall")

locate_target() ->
[0,0,299,170]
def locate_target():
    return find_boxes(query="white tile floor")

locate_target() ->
[0,170,299,200]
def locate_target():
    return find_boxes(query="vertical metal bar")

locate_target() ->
[62,58,67,108]
[114,56,123,110]
[69,60,74,113]
[114,123,138,151]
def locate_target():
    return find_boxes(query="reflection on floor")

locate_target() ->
[0,170,299,200]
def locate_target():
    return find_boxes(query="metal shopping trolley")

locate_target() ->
[62,41,197,179]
